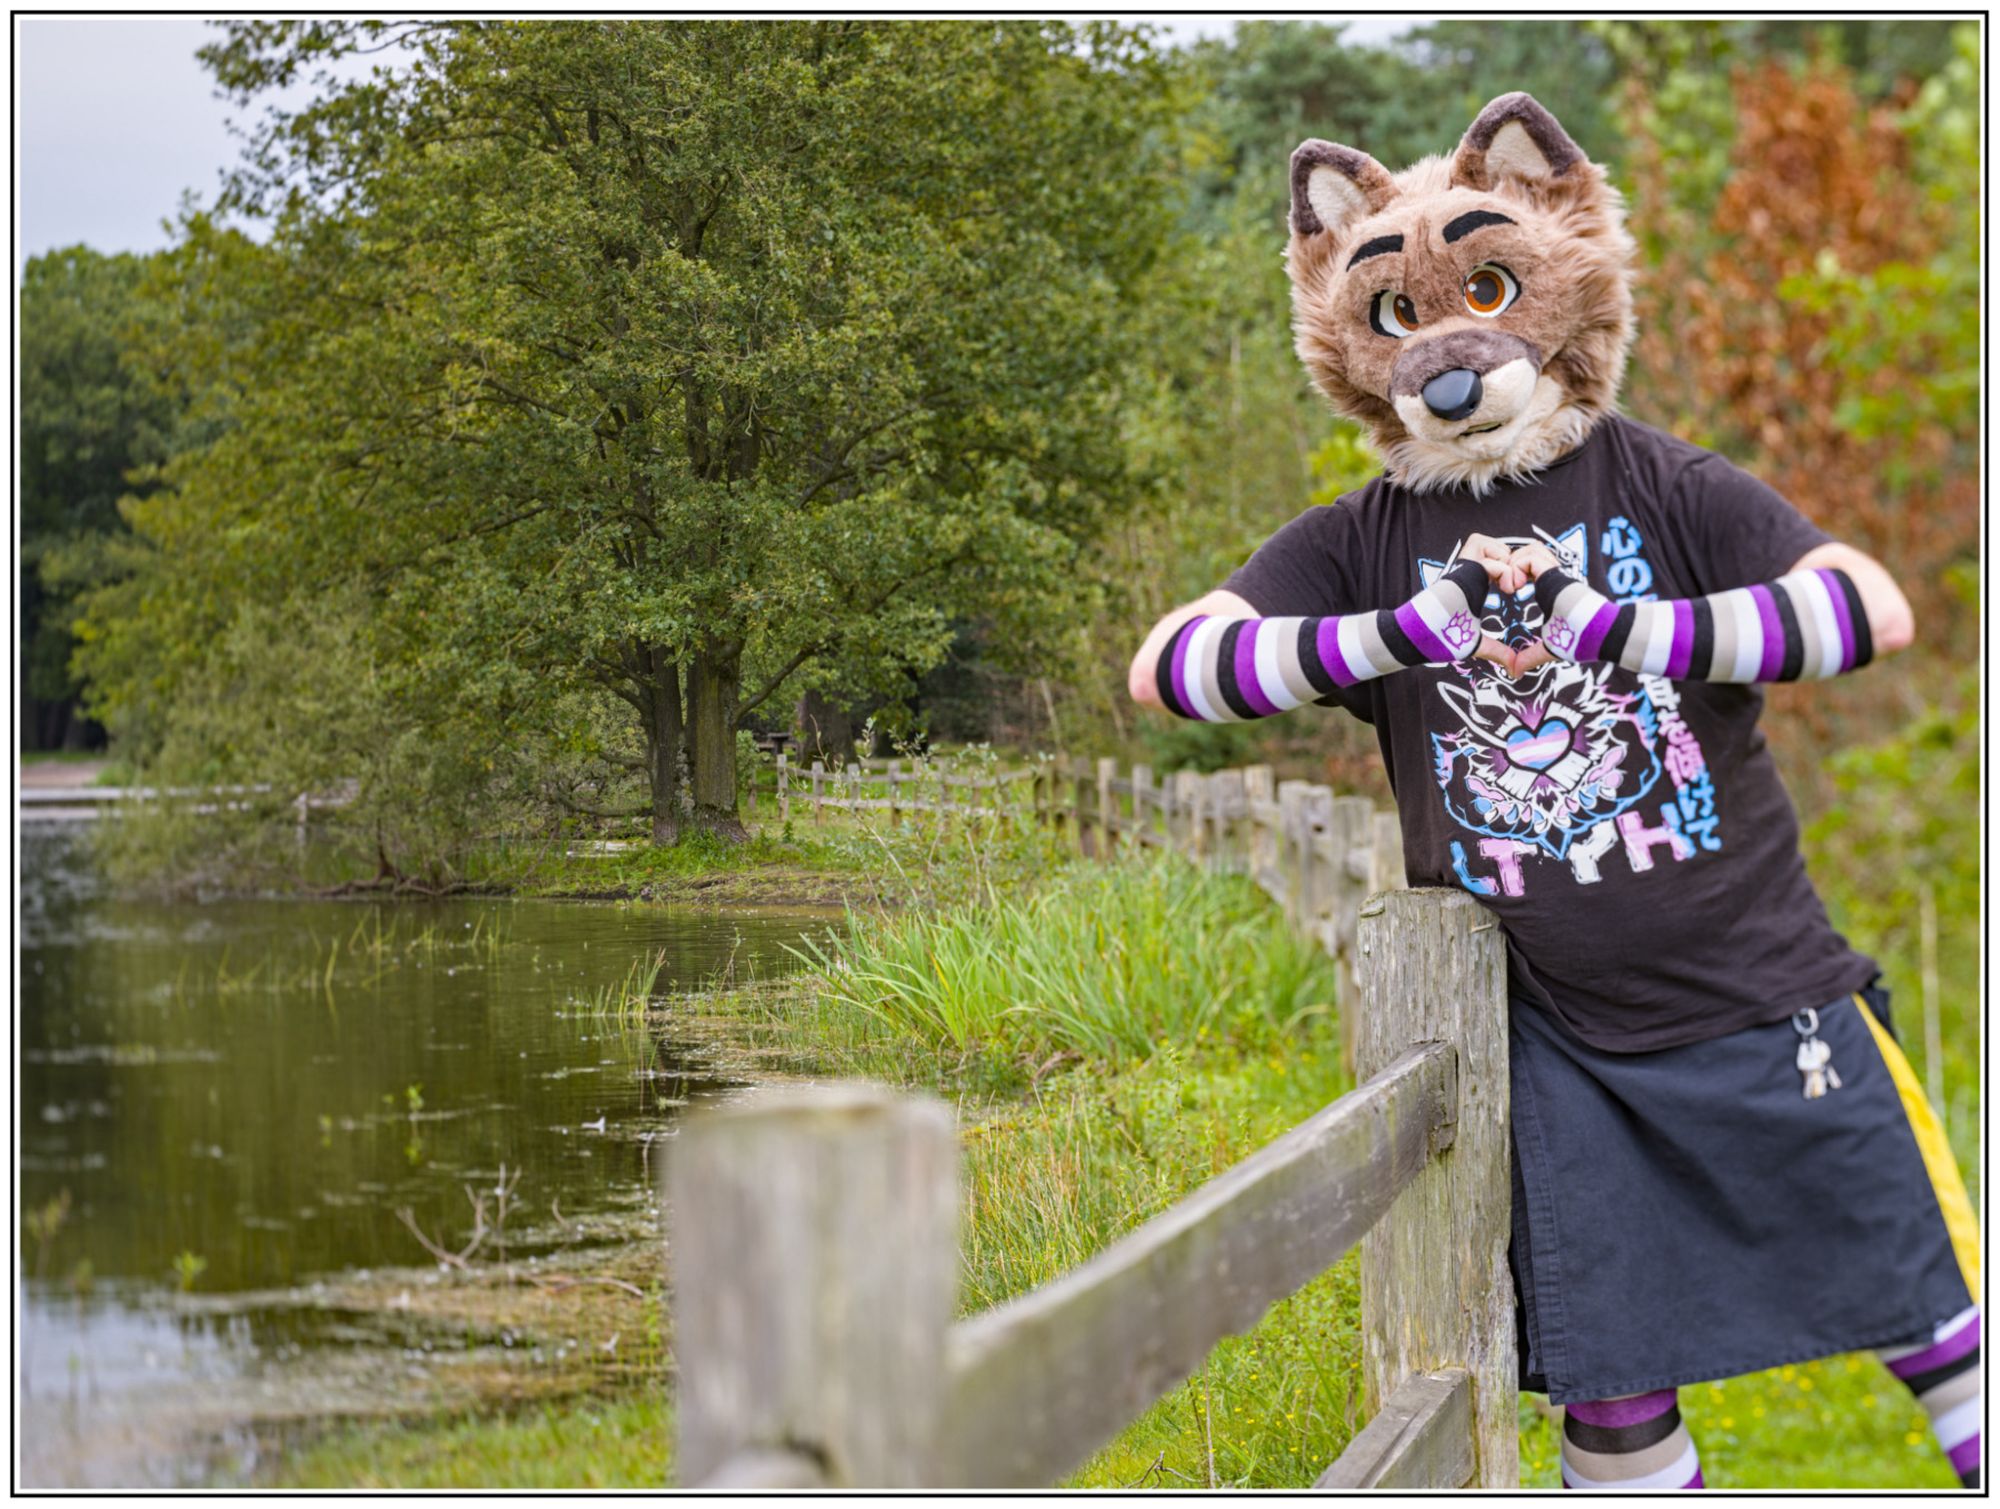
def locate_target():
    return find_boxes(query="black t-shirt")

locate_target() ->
[1224,415,1877,1052]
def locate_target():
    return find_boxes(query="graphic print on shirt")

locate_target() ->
[1419,520,1719,897]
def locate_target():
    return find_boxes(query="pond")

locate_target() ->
[18,825,834,1486]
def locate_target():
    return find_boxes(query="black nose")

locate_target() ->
[1422,368,1483,421]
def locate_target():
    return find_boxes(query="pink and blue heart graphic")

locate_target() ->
[1505,716,1573,771]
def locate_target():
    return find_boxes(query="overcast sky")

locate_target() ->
[15,15,1429,266]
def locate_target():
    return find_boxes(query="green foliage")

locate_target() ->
[83,19,1200,848]
[18,247,185,733]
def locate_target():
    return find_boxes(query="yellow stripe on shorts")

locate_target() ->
[1854,995,1980,1298]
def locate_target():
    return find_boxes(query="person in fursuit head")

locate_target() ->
[1129,93,1978,1491]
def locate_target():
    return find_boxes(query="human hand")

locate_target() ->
[1506,543,1564,584]
[1472,634,1530,679]
[1454,533,1522,593]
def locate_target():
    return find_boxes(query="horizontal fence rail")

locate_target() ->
[668,755,1514,1490]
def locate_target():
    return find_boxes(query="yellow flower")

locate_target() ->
[1798,1377,1814,1392]
[1721,1417,1735,1429]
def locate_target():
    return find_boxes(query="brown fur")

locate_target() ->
[1287,93,1636,495]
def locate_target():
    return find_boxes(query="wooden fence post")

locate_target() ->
[1327,795,1376,1074]
[1096,757,1118,858]
[670,1085,960,1488]
[1072,759,1093,858]
[1168,770,1199,863]
[1275,780,1309,927]
[811,760,826,827]
[1208,768,1246,874]
[1353,890,1515,1488]
[888,759,902,825]
[778,752,790,826]
[1131,765,1153,848]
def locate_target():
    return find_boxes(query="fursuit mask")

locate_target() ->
[1286,93,1637,495]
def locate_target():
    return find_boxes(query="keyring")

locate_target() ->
[1791,1007,1820,1037]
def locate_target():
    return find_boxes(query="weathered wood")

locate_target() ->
[1315,1369,1473,1490]
[1369,810,1406,894]
[1276,780,1311,928]
[1326,795,1376,1074]
[811,759,826,827]
[1208,768,1247,874]
[1097,756,1118,857]
[1073,759,1094,857]
[887,759,901,822]
[697,1449,829,1490]
[777,752,790,825]
[670,1085,959,1488]
[1300,785,1338,952]
[939,1044,1457,1487]
[1354,891,1514,1488]
[1173,770,1204,862]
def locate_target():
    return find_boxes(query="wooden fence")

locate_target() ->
[739,752,1042,827]
[668,758,1514,1489]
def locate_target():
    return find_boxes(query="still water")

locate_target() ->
[18,825,831,1485]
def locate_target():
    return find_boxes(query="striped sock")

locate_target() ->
[1155,559,1489,721]
[1560,1390,1704,1490]
[1880,1305,1981,1488]
[1533,566,1874,682]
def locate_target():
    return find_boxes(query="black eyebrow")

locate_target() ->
[1443,209,1515,244]
[1346,234,1403,269]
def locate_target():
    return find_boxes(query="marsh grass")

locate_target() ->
[791,853,1336,1089]
[574,948,668,1026]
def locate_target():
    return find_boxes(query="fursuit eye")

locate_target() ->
[1370,290,1420,339]
[1463,264,1519,317]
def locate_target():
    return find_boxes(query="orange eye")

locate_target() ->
[1464,264,1519,317]
[1371,290,1420,339]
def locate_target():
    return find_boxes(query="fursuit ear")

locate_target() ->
[1450,93,1587,192]
[1289,140,1398,242]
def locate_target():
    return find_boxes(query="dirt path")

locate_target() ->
[20,758,108,789]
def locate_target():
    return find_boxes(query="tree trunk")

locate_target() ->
[685,646,746,841]
[640,649,684,847]
[795,688,856,768]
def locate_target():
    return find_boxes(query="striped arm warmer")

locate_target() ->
[1154,559,1491,722]
[1532,566,1874,682]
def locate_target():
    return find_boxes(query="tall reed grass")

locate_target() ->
[792,853,1336,1072]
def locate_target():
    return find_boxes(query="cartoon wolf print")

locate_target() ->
[1420,524,1662,861]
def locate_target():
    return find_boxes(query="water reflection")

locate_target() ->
[18,825,829,1484]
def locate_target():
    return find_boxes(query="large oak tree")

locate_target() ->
[98,20,1189,843]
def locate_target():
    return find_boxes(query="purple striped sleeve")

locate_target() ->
[1393,600,1454,664]
[1170,615,1205,716]
[1749,584,1785,682]
[1665,598,1695,679]
[1573,600,1619,663]
[1232,620,1280,716]
[1949,1435,1981,1476]
[1817,567,1857,672]
[1316,617,1356,687]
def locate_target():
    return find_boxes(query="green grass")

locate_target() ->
[794,852,1337,1085]
[270,1395,671,1489]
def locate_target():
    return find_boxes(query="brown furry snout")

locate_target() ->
[1390,328,1544,398]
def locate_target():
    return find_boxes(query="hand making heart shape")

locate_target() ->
[1450,536,1569,679]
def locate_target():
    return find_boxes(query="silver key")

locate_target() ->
[1792,1008,1842,1100]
